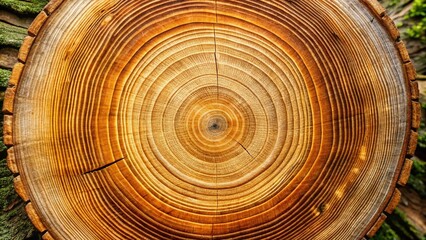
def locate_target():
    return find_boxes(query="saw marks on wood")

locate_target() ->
[4,0,419,239]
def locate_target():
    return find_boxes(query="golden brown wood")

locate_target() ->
[367,214,387,238]
[396,40,410,63]
[411,81,420,100]
[385,189,401,214]
[2,87,15,114]
[382,15,400,40]
[43,0,63,15]
[42,232,55,240]
[18,36,35,63]
[8,62,23,87]
[7,0,418,239]
[405,62,417,81]
[28,11,48,37]
[3,115,13,146]
[412,102,421,130]
[407,131,419,157]
[13,176,29,202]
[6,147,18,174]
[362,0,386,17]
[398,159,414,186]
[25,203,47,233]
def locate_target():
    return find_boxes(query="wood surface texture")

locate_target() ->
[3,0,419,239]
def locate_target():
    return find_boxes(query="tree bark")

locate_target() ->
[0,1,48,239]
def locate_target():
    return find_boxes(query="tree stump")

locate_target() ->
[4,0,420,239]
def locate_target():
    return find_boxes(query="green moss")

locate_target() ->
[417,135,426,149]
[0,137,5,154]
[407,0,426,19]
[387,208,423,240]
[0,69,11,89]
[373,207,425,240]
[0,201,38,240]
[0,22,26,49]
[0,140,33,240]
[372,222,400,240]
[0,159,11,178]
[0,0,48,16]
[0,169,38,238]
[408,159,426,198]
[0,129,36,240]
[378,0,400,8]
[417,103,426,149]
[405,0,426,43]
[406,18,426,43]
[0,175,15,210]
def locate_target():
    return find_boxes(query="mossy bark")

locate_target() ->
[0,69,11,88]
[0,0,48,17]
[374,1,426,239]
[380,0,426,75]
[0,22,26,49]
[0,1,48,239]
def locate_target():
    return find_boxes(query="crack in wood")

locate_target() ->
[213,0,219,99]
[212,1,219,238]
[83,158,124,175]
[235,140,254,159]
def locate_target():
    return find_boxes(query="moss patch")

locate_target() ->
[0,201,38,240]
[0,99,38,240]
[372,222,400,240]
[405,0,426,43]
[0,162,37,240]
[0,0,48,16]
[0,21,26,49]
[0,3,46,239]
[413,102,426,198]
[0,69,11,88]
[374,208,424,240]
[389,209,425,240]
[408,158,426,198]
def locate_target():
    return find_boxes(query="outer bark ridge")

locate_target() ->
[3,2,64,240]
[361,0,420,238]
[3,0,419,239]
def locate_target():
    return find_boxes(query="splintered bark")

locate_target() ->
[3,0,419,239]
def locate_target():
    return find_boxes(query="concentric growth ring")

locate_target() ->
[5,0,419,239]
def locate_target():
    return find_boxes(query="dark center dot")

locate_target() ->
[209,122,221,131]
[207,116,228,134]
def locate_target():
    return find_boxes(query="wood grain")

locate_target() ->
[384,189,401,214]
[8,62,23,87]
[398,159,414,186]
[5,0,419,239]
[6,147,18,174]
[18,36,35,63]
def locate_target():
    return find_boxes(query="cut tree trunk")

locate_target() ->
[3,0,420,239]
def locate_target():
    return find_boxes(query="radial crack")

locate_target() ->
[84,158,124,175]
[212,1,219,239]
[235,140,254,159]
[213,0,219,99]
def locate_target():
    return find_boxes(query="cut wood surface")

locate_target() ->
[4,0,419,239]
